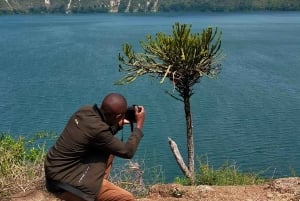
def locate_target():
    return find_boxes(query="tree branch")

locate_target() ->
[168,137,193,180]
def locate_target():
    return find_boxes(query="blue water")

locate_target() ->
[1,12,299,182]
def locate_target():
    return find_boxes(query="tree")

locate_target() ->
[116,22,223,183]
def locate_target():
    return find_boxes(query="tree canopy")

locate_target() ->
[117,23,222,99]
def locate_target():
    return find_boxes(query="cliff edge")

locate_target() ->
[3,177,300,201]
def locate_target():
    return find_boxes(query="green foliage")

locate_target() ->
[174,156,266,186]
[0,135,26,175]
[174,175,191,185]
[196,160,265,185]
[0,132,56,197]
[159,0,300,12]
[117,22,223,99]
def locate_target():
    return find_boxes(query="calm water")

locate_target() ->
[0,12,299,182]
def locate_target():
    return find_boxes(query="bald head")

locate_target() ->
[100,93,127,116]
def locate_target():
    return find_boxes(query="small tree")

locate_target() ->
[116,22,223,183]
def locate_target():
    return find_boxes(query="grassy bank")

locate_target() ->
[0,133,268,199]
[0,133,47,197]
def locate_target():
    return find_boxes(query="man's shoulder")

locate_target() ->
[74,105,107,127]
[75,105,98,118]
[74,105,97,115]
[78,105,93,111]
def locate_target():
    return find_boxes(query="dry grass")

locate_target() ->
[0,162,45,197]
[0,134,46,198]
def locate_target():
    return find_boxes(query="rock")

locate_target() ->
[270,177,300,194]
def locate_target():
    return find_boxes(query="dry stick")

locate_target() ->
[168,137,192,180]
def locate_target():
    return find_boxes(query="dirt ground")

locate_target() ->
[4,177,300,201]
[137,177,300,201]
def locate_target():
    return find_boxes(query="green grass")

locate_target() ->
[0,132,55,198]
[196,160,265,185]
[174,156,266,186]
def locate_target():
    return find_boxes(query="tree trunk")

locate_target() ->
[184,94,195,183]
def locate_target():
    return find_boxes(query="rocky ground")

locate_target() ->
[3,177,300,201]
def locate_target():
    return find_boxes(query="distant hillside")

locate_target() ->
[0,0,299,14]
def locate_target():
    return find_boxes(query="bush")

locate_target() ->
[0,132,53,198]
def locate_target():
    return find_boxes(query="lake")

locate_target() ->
[0,12,299,182]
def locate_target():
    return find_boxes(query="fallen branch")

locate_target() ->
[168,137,193,180]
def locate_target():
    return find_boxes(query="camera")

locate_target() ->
[125,105,140,122]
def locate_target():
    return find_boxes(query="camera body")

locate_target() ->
[125,105,140,122]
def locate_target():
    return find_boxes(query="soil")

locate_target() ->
[137,177,300,201]
[4,177,300,201]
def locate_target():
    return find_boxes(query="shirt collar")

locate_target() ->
[93,104,122,135]
[93,104,106,122]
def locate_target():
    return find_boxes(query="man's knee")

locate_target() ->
[120,191,135,201]
[97,179,135,201]
[99,190,134,201]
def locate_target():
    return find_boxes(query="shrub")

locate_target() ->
[0,132,52,198]
[175,156,265,186]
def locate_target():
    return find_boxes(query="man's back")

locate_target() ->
[45,105,110,200]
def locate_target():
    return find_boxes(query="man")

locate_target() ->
[44,93,145,201]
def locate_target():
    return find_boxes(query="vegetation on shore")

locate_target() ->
[0,133,47,197]
[0,0,300,15]
[0,133,270,199]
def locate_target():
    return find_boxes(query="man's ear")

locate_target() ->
[116,113,123,120]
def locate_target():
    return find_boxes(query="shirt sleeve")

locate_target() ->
[93,127,143,159]
[76,106,144,159]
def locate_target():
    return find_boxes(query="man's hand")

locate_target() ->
[135,106,145,130]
